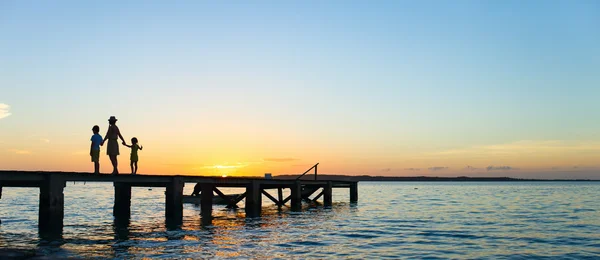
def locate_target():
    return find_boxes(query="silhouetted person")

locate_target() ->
[90,125,103,174]
[191,183,201,196]
[123,137,143,175]
[101,116,126,175]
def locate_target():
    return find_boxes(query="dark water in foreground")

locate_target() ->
[1,182,599,259]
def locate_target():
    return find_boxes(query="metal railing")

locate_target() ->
[295,163,319,180]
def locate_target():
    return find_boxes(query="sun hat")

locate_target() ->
[108,116,118,122]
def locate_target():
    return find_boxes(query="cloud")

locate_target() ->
[381,168,392,172]
[464,165,478,171]
[486,166,515,171]
[428,166,449,171]
[424,140,600,159]
[0,103,11,119]
[41,138,50,143]
[9,149,31,155]
[263,158,299,162]
[404,168,421,171]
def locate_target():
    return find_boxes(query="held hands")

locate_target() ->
[101,140,105,146]
[122,141,127,146]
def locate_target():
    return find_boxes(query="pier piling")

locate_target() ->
[113,183,131,218]
[291,181,302,211]
[350,182,358,203]
[277,188,283,208]
[200,184,213,218]
[324,181,333,206]
[165,177,184,226]
[245,181,262,217]
[39,175,65,235]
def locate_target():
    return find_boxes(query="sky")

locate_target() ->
[1,1,599,178]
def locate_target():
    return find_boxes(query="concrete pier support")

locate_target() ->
[39,175,66,235]
[200,184,213,219]
[290,181,302,211]
[245,181,261,217]
[324,181,333,207]
[113,183,132,218]
[165,177,184,227]
[350,182,358,203]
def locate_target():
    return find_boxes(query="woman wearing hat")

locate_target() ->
[102,116,127,175]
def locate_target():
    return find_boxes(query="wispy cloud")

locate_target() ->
[381,168,392,172]
[0,103,11,119]
[263,158,299,162]
[464,165,478,171]
[428,166,449,171]
[426,140,600,158]
[486,165,515,171]
[40,138,50,143]
[404,168,421,171]
[9,149,31,155]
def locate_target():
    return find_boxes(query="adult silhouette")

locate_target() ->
[101,116,126,175]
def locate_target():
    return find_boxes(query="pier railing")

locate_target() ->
[296,163,319,180]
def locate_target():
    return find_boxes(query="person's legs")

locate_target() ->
[130,161,134,174]
[110,155,119,174]
[134,161,138,174]
[94,161,100,174]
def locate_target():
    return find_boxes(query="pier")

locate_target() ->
[0,170,358,237]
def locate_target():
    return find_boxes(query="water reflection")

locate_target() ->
[3,183,600,258]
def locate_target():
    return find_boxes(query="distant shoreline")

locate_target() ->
[275,174,600,182]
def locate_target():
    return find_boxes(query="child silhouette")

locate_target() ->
[123,137,143,174]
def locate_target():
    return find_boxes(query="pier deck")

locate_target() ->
[0,171,358,237]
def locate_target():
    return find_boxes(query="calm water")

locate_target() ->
[1,182,599,259]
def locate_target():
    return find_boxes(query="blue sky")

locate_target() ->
[1,1,599,178]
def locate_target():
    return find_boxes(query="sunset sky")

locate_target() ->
[1,1,599,178]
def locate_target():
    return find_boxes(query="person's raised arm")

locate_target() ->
[139,145,143,150]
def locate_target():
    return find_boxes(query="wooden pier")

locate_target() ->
[0,171,358,236]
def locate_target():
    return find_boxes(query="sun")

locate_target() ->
[221,174,228,178]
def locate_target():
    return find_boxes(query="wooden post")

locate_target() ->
[245,181,261,217]
[165,177,184,227]
[277,188,283,208]
[113,183,132,218]
[314,164,318,180]
[324,181,333,206]
[200,183,213,219]
[39,175,66,236]
[350,182,358,203]
[290,181,302,211]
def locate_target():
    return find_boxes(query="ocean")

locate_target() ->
[1,182,599,259]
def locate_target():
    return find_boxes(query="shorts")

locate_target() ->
[91,149,100,162]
